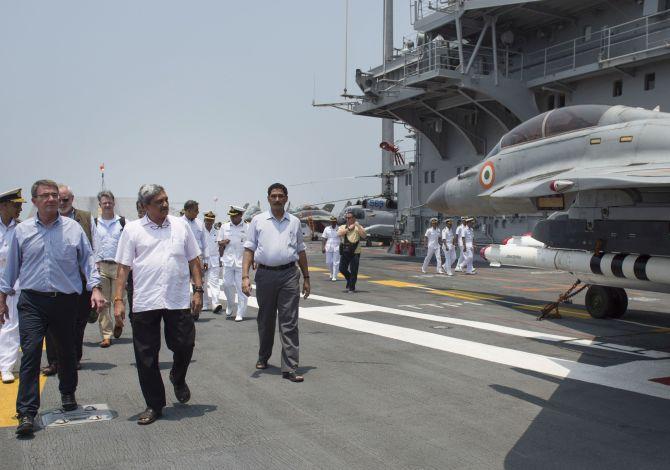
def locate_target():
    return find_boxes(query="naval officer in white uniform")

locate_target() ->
[218,206,248,321]
[203,211,222,313]
[182,200,209,310]
[0,188,25,384]
[422,218,443,274]
[463,217,477,274]
[454,217,467,272]
[441,218,456,276]
[321,216,341,281]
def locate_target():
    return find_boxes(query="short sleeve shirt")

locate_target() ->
[424,227,441,248]
[243,211,305,266]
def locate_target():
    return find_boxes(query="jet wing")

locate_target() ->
[486,163,670,199]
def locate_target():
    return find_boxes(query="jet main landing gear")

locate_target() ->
[585,285,628,319]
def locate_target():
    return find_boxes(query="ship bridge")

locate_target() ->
[354,0,670,159]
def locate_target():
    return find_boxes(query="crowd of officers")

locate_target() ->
[0,180,311,436]
[422,216,477,276]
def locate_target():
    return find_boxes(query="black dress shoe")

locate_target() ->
[137,407,162,425]
[41,364,57,376]
[169,374,191,404]
[282,371,304,383]
[61,392,77,411]
[16,415,34,436]
[255,360,268,370]
[213,305,223,314]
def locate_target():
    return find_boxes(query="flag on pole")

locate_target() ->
[100,163,105,173]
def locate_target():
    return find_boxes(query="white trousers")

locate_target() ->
[464,243,474,273]
[223,265,247,317]
[456,243,465,270]
[325,250,340,279]
[0,290,20,372]
[206,265,222,307]
[422,245,443,272]
[442,244,456,275]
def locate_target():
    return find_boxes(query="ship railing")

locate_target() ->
[410,0,461,25]
[519,9,670,82]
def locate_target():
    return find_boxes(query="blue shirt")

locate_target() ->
[0,214,101,295]
[243,211,305,266]
[92,215,123,262]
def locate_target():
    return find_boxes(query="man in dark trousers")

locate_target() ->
[338,210,367,293]
[242,182,310,383]
[114,184,203,425]
[42,184,95,375]
[0,179,106,436]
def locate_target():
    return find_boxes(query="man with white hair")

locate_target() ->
[114,184,203,425]
[218,205,248,321]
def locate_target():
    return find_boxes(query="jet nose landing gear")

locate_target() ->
[585,285,628,319]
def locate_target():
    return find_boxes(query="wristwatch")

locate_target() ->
[92,285,102,291]
[192,285,204,293]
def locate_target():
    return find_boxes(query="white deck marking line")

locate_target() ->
[464,301,484,306]
[419,303,444,309]
[398,305,423,310]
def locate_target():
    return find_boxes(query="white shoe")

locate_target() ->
[1,370,15,384]
[446,272,454,276]
[234,315,244,322]
[465,271,477,275]
[331,277,337,281]
[437,270,444,274]
[225,308,233,317]
[454,267,462,272]
[421,269,427,274]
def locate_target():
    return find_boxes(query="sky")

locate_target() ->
[0,0,413,217]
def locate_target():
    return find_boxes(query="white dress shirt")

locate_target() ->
[92,215,123,262]
[464,226,474,248]
[115,215,200,313]
[182,215,209,261]
[441,226,454,247]
[321,226,341,252]
[217,221,247,268]
[424,227,441,249]
[456,224,465,246]
[243,211,305,266]
[205,227,219,265]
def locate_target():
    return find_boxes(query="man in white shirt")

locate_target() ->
[454,217,467,272]
[0,188,25,384]
[242,183,310,383]
[182,200,209,311]
[217,206,248,321]
[203,211,222,313]
[321,216,340,281]
[441,218,456,276]
[422,218,443,274]
[463,217,477,275]
[113,184,203,425]
[92,190,126,347]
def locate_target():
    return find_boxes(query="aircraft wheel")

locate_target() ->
[585,285,613,319]
[607,287,628,318]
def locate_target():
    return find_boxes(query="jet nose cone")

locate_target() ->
[426,183,449,212]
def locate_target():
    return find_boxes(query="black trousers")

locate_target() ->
[16,291,78,417]
[130,309,195,410]
[339,253,361,291]
[45,289,91,364]
[126,271,134,315]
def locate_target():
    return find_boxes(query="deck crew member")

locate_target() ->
[321,216,341,281]
[114,184,203,425]
[441,219,456,276]
[42,185,96,376]
[218,206,248,321]
[92,190,126,347]
[463,217,477,275]
[422,218,443,274]
[182,200,209,309]
[337,210,367,293]
[242,183,310,382]
[454,217,467,272]
[203,211,222,313]
[0,189,25,384]
[0,179,105,436]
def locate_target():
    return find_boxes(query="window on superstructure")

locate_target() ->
[583,25,592,43]
[645,73,655,91]
[424,171,429,184]
[613,80,623,97]
[430,170,436,183]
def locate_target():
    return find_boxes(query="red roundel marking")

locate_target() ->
[479,162,495,189]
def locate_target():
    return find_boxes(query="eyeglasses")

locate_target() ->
[35,193,59,200]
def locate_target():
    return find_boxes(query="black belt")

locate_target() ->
[99,260,117,264]
[257,262,295,271]
[23,289,76,298]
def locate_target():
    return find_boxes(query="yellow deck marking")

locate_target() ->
[0,375,47,427]
[515,304,590,319]
[371,280,425,288]
[429,290,488,301]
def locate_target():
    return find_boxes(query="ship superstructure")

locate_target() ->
[352,0,670,249]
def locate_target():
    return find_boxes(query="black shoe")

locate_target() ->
[213,305,222,314]
[255,360,268,370]
[282,371,304,383]
[16,415,34,436]
[137,407,162,425]
[169,374,191,404]
[61,393,77,412]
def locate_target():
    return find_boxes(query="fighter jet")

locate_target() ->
[426,104,670,319]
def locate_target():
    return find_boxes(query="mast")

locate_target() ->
[381,0,394,198]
